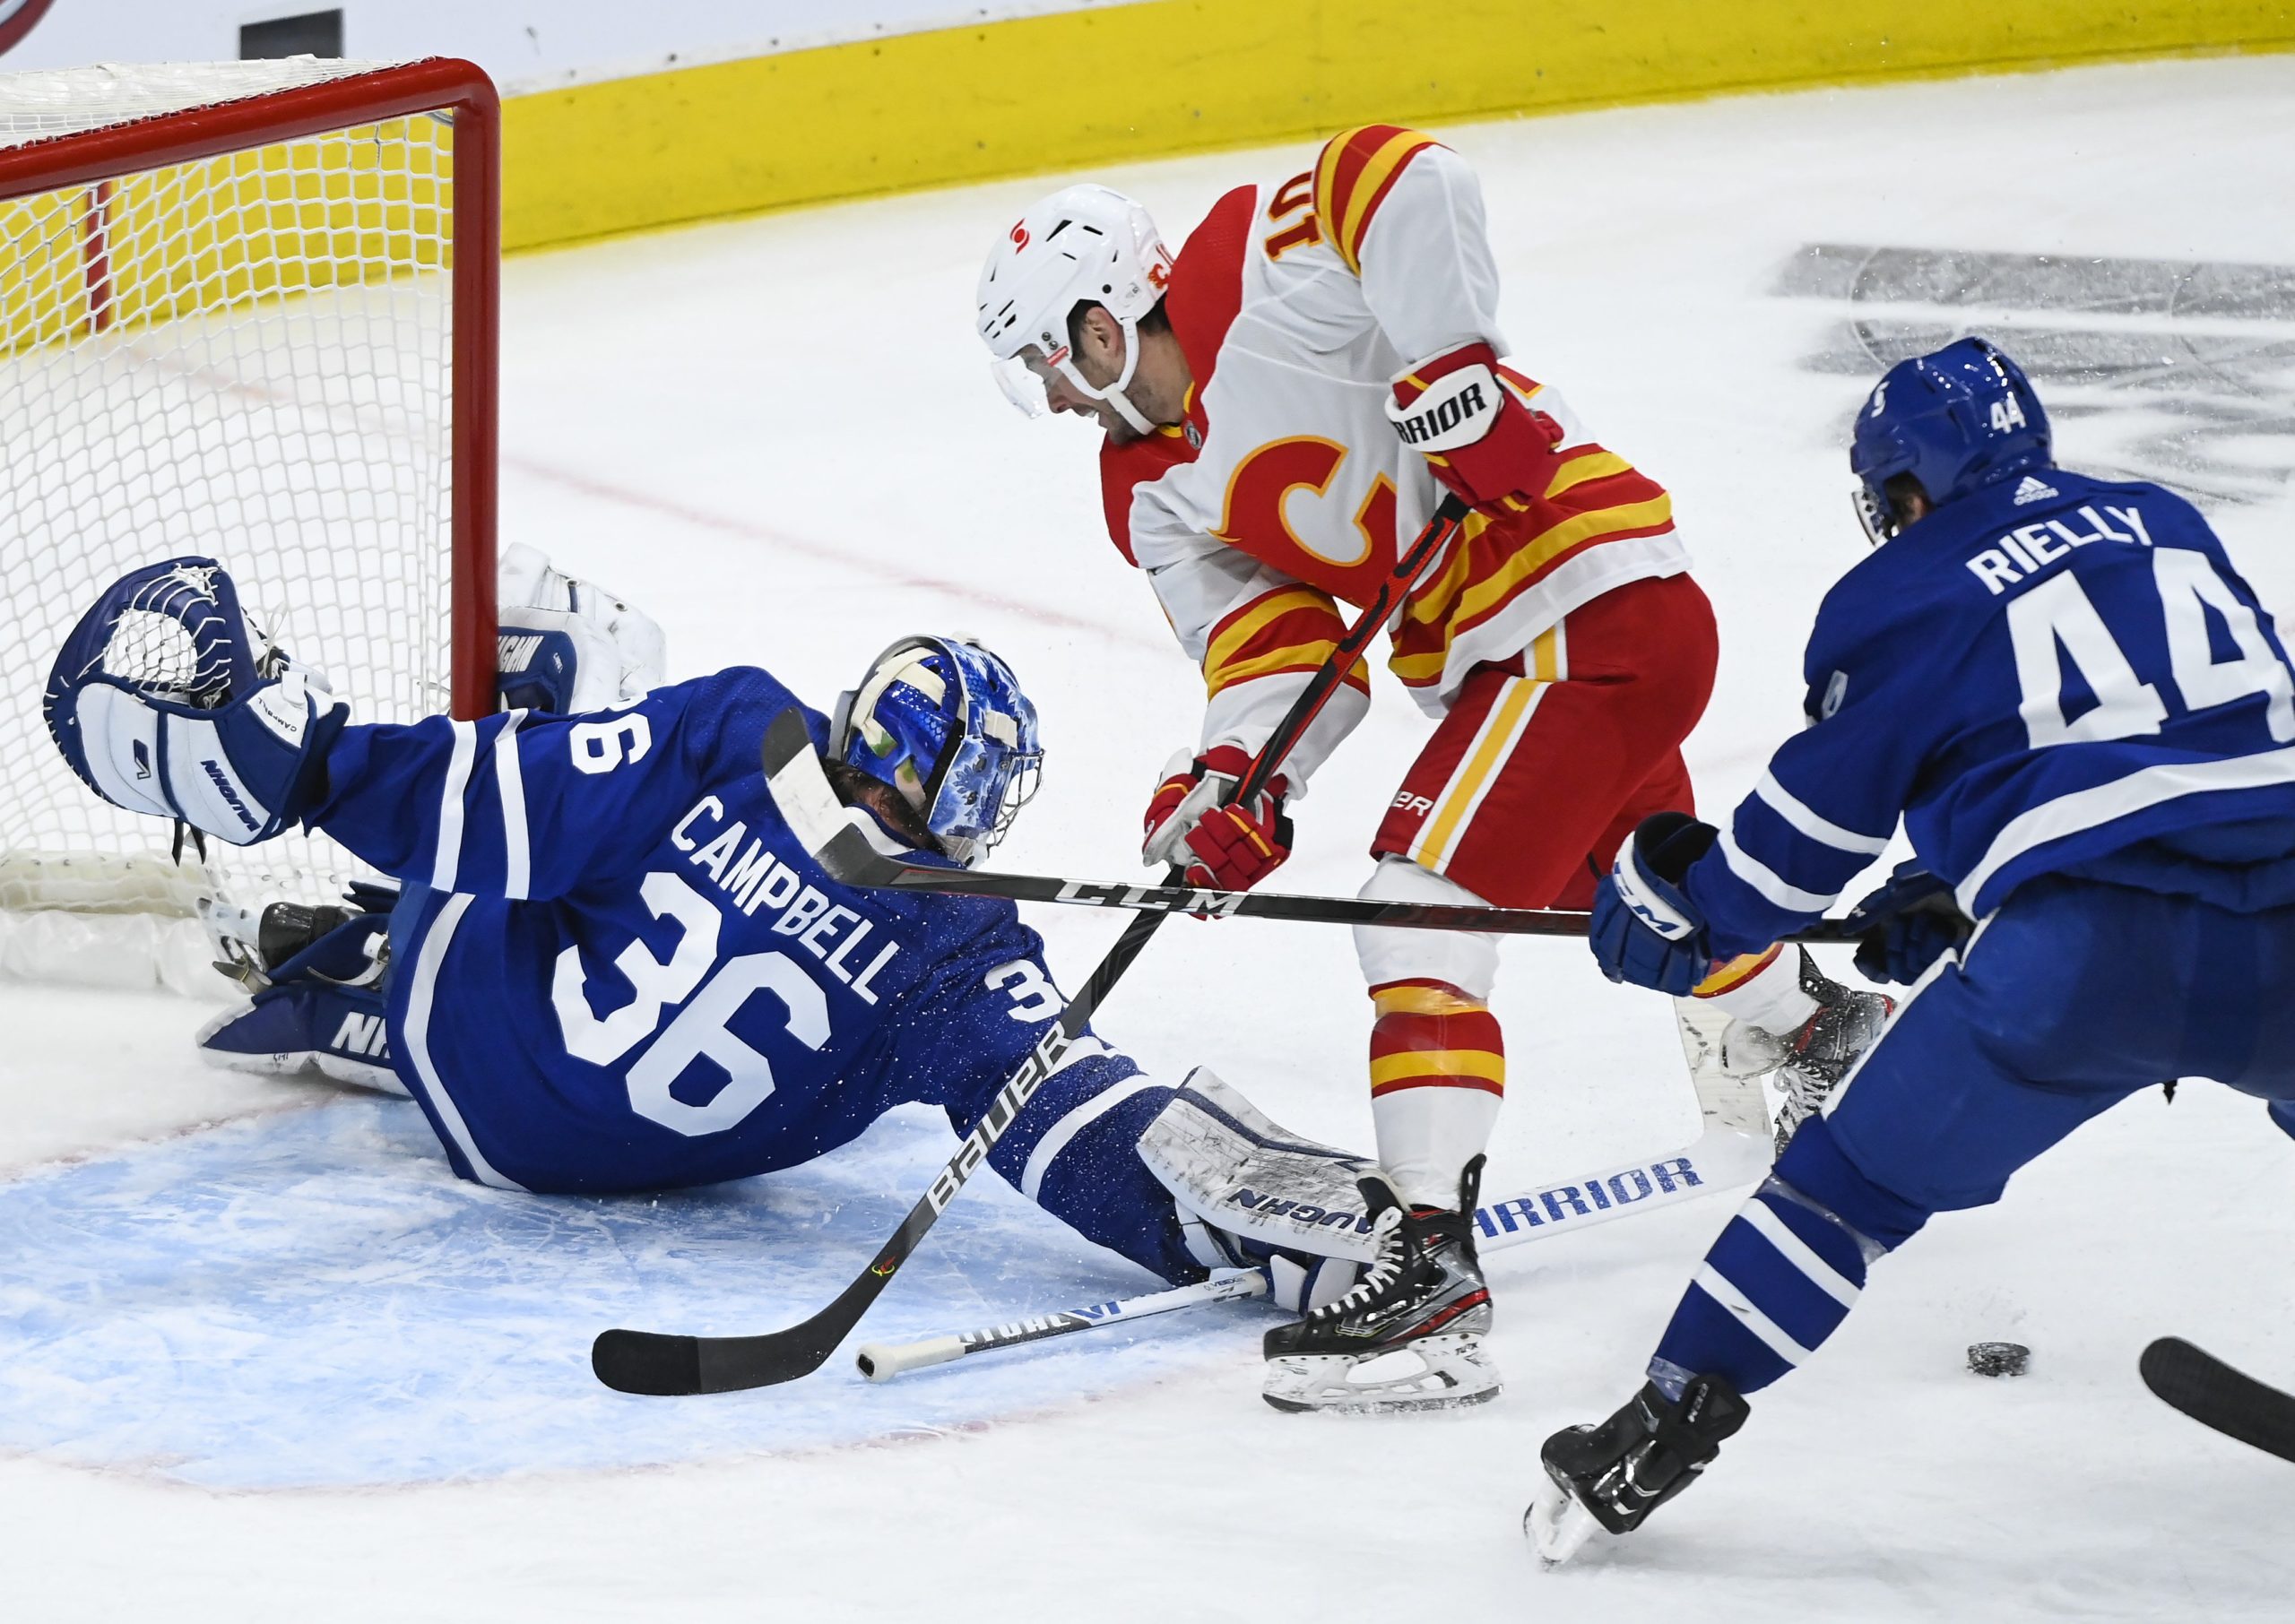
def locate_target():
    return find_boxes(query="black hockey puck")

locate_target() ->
[1968,1341,2031,1378]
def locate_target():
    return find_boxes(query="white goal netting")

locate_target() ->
[0,60,478,992]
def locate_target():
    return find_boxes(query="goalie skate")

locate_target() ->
[1260,1160,1499,1414]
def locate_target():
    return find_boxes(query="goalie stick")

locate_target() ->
[590,496,1475,1396]
[2140,1336,2295,1464]
[855,1091,1770,1382]
[760,711,1869,943]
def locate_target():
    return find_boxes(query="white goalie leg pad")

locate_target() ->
[1139,1068,1382,1265]
[192,1004,408,1097]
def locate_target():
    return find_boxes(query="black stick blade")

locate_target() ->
[593,1293,864,1395]
[2141,1336,2295,1464]
[592,1329,706,1395]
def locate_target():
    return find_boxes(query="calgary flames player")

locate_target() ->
[974,125,1888,1413]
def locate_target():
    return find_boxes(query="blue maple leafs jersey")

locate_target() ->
[1692,470,2295,956]
[304,667,1179,1272]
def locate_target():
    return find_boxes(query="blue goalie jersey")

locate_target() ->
[304,667,1185,1276]
[1693,471,2295,955]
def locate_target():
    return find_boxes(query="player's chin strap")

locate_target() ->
[1044,315,1156,434]
[1103,383,1155,435]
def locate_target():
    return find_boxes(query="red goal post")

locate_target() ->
[0,58,499,990]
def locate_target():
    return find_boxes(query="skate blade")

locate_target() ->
[1526,1477,1601,1568]
[1261,1335,1502,1415]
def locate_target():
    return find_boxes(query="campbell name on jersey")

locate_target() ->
[306,669,1136,1199]
[1691,470,2295,955]
[1100,125,1688,779]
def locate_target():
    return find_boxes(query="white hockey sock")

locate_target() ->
[1372,1085,1502,1211]
[1694,946,1816,1035]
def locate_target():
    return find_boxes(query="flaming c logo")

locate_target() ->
[1009,220,1029,250]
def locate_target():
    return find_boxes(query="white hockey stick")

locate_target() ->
[857,1019,1770,1382]
[856,1269,1274,1380]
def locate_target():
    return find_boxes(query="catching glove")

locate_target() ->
[1141,744,1292,893]
[46,557,346,845]
[1388,341,1568,515]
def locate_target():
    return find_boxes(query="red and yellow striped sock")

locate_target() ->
[1368,979,1505,1210]
[1368,979,1505,1100]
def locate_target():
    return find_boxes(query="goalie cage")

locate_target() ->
[0,57,498,994]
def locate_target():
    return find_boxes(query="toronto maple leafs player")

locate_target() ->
[1529,337,2295,1562]
[41,552,1373,1312]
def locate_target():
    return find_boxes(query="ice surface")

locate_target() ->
[4,54,2293,1620]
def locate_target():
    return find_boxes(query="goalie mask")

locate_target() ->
[830,637,1042,867]
[975,183,1173,436]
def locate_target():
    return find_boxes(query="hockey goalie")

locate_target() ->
[41,549,1406,1331]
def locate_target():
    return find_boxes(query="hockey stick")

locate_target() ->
[854,1110,1770,1381]
[856,1268,1272,1381]
[763,733,1868,942]
[2140,1336,2295,1464]
[589,496,1476,1396]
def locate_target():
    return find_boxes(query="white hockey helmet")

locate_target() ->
[975,184,1173,435]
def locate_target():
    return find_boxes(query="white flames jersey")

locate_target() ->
[1097,124,1687,783]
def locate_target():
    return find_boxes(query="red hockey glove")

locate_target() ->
[1388,341,1568,516]
[1140,744,1293,893]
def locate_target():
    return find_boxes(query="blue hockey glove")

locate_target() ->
[1589,811,1720,995]
[45,558,346,844]
[1846,865,1972,985]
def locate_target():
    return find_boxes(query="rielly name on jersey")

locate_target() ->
[1693,467,2295,956]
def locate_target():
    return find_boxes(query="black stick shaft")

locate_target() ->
[814,859,1872,941]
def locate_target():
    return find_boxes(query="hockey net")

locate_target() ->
[0,58,498,993]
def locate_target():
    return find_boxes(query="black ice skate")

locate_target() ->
[1725,948,1894,1156]
[1525,1374,1751,1565]
[1260,1157,1498,1414]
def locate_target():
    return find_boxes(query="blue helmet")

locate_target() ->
[1849,336,2051,542]
[829,636,1042,866]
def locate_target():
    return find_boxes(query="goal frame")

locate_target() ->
[0,55,501,721]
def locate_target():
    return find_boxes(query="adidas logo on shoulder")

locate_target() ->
[2012,475,2058,505]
